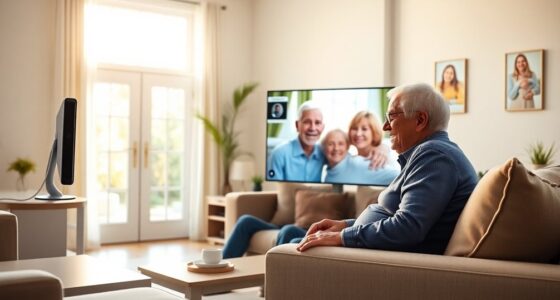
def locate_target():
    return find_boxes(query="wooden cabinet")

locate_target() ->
[206,195,226,245]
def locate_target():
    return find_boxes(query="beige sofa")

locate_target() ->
[0,210,180,300]
[225,161,560,299]
[224,187,378,255]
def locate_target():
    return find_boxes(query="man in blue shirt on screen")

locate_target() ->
[297,83,478,255]
[267,101,325,182]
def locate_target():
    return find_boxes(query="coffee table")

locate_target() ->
[138,255,265,300]
[0,255,151,296]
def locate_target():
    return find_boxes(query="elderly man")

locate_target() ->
[297,83,478,254]
[267,101,325,182]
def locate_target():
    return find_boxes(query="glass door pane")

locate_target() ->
[149,87,185,221]
[140,74,190,240]
[90,70,141,243]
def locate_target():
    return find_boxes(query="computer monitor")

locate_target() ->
[36,98,77,200]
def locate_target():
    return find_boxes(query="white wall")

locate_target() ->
[0,0,57,190]
[247,0,388,178]
[393,0,560,171]
[0,0,255,191]
[246,0,560,175]
[1,0,558,191]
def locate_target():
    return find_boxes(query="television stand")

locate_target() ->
[332,184,343,193]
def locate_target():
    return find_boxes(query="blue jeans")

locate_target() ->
[222,214,307,259]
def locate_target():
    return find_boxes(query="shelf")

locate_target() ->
[208,215,225,222]
[207,196,226,206]
[207,195,226,245]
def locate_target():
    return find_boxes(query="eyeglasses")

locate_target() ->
[385,111,405,123]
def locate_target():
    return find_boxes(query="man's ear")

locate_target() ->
[295,120,300,131]
[415,111,429,132]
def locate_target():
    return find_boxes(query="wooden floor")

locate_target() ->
[86,238,216,272]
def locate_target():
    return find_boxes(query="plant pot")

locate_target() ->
[533,164,547,170]
[253,183,262,192]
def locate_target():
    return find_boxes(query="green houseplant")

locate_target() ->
[7,158,36,191]
[197,82,258,195]
[251,175,264,192]
[527,141,556,169]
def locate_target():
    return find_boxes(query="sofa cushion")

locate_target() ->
[270,183,332,226]
[353,186,383,218]
[294,190,349,228]
[445,158,560,263]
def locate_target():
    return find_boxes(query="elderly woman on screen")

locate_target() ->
[322,129,398,186]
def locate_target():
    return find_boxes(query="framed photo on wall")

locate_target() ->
[505,49,544,111]
[434,58,467,114]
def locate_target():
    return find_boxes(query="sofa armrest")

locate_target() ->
[225,192,278,237]
[0,210,18,261]
[0,270,62,300]
[266,244,560,300]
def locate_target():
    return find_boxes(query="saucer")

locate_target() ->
[193,259,230,268]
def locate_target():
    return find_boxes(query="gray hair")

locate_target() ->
[387,83,450,131]
[321,129,349,150]
[297,100,322,120]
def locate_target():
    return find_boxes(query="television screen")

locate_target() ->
[265,87,400,187]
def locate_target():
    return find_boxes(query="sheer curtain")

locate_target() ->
[54,0,101,250]
[188,1,221,240]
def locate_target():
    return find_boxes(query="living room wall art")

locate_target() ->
[434,58,467,114]
[505,49,544,111]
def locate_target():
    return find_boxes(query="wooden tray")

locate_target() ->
[187,261,234,273]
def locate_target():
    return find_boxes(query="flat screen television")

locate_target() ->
[265,87,400,189]
[36,98,77,200]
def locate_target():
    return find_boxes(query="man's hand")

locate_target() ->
[306,219,347,236]
[296,230,343,252]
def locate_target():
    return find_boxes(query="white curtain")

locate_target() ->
[54,0,100,250]
[188,1,221,240]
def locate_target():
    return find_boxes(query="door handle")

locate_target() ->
[144,142,149,168]
[132,142,138,168]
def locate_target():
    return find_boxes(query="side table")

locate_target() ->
[206,195,226,245]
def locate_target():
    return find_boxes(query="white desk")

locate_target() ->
[0,197,86,259]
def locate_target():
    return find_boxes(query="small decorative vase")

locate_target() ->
[533,164,547,170]
[16,176,26,191]
[253,183,263,192]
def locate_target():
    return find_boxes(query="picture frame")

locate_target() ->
[434,58,467,114]
[505,49,544,111]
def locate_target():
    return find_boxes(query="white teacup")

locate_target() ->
[201,248,222,265]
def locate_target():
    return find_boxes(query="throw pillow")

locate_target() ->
[534,164,560,185]
[353,186,384,218]
[270,183,332,226]
[294,190,349,229]
[444,158,560,263]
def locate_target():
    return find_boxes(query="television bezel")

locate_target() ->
[264,86,395,188]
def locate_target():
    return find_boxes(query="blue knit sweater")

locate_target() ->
[341,131,478,254]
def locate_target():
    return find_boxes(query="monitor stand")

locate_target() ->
[35,140,75,200]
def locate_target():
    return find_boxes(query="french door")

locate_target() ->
[91,69,191,243]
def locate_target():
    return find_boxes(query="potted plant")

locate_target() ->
[197,82,258,195]
[251,175,264,192]
[527,141,556,169]
[7,158,36,191]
